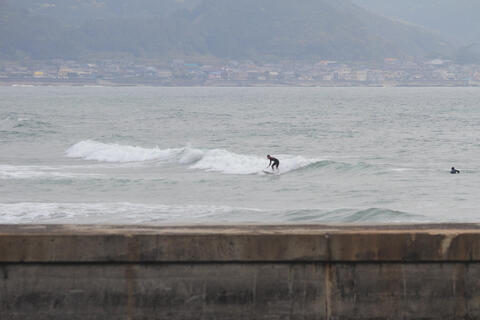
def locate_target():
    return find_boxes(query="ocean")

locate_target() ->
[1,86,479,224]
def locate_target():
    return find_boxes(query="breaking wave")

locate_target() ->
[66,140,414,176]
[66,140,321,174]
[66,140,183,162]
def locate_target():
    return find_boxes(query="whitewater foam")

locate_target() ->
[189,149,265,174]
[179,147,205,164]
[0,164,102,180]
[189,150,320,175]
[0,202,264,224]
[66,140,182,162]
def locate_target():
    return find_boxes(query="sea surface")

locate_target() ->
[1,86,479,224]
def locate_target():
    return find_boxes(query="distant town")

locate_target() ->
[1,58,480,87]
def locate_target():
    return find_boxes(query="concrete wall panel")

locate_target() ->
[2,225,480,319]
[1,263,480,319]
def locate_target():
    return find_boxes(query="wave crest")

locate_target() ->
[66,140,182,162]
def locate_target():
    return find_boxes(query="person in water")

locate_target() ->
[267,155,280,171]
[450,167,460,174]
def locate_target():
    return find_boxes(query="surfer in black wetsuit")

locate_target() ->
[267,155,280,171]
[450,167,460,174]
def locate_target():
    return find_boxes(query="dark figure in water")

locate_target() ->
[267,155,280,171]
[451,167,460,174]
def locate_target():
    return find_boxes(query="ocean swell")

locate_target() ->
[0,202,432,224]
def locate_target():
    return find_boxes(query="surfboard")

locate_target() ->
[262,170,276,175]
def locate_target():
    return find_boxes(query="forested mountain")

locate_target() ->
[0,0,452,62]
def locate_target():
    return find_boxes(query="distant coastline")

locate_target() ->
[2,57,480,89]
[1,79,479,88]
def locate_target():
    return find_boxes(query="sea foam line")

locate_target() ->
[0,202,263,224]
[0,164,102,180]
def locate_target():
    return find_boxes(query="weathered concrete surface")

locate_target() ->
[1,224,480,319]
[1,224,480,262]
[2,262,480,319]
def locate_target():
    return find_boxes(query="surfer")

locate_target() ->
[450,167,460,174]
[267,155,280,171]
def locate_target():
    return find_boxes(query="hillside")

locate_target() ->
[352,0,480,63]
[187,0,451,61]
[352,0,480,45]
[0,0,453,62]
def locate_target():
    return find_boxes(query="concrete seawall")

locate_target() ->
[1,224,480,319]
